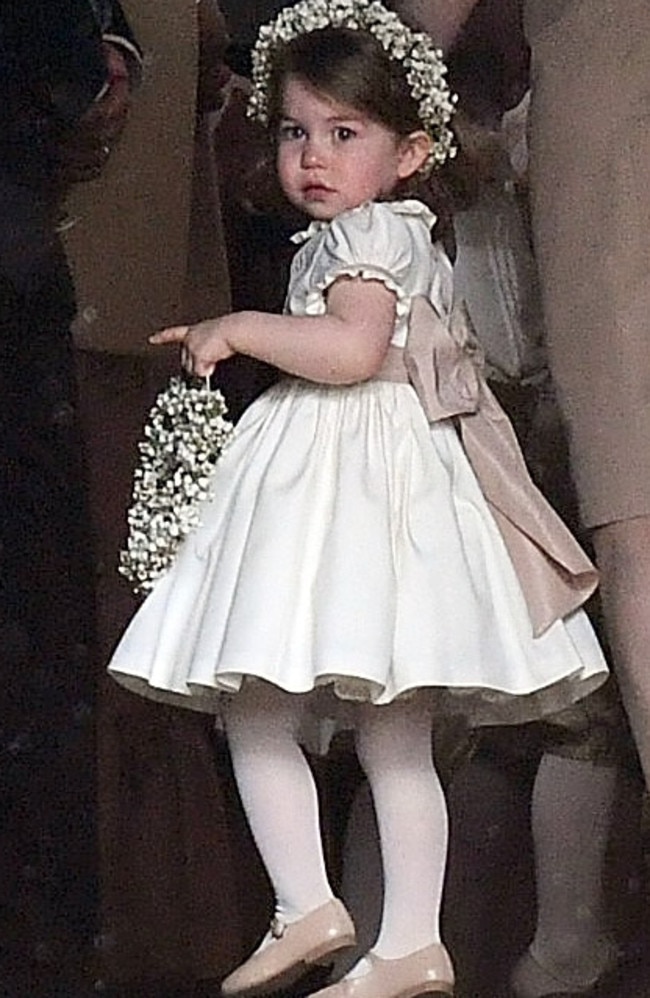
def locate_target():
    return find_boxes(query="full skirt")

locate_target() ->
[109,378,608,725]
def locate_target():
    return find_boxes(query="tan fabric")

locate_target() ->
[63,0,231,354]
[523,0,572,38]
[376,297,598,634]
[525,0,650,527]
[67,4,265,984]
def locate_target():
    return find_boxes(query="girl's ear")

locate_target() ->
[397,130,434,179]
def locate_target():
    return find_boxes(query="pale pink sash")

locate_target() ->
[375,297,598,635]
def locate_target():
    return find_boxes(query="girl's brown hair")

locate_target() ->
[266,26,422,139]
[244,25,458,243]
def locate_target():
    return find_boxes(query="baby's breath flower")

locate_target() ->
[247,0,457,174]
[119,377,234,594]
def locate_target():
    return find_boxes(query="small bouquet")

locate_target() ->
[119,376,235,594]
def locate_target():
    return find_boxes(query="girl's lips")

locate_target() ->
[303,184,334,197]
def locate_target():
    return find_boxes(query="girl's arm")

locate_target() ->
[150,276,397,384]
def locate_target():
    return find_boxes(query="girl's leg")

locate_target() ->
[223,683,356,996]
[354,699,448,961]
[225,681,334,926]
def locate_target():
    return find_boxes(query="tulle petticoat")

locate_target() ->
[108,378,608,726]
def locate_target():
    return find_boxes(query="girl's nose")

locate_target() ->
[301,138,326,168]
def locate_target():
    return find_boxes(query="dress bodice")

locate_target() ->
[285,199,453,348]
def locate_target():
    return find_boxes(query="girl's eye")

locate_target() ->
[278,123,305,142]
[335,126,356,142]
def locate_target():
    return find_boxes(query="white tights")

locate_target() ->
[225,683,448,959]
[355,700,448,957]
[225,683,333,924]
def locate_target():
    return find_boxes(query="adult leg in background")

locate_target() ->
[593,518,650,789]
[527,0,650,783]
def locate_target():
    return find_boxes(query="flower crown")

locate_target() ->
[247,0,457,172]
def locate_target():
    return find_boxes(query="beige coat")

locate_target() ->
[525,0,650,527]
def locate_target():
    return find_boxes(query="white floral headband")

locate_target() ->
[247,0,457,172]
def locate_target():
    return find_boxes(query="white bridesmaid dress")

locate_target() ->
[108,200,608,724]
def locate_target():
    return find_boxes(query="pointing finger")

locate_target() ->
[149,325,191,345]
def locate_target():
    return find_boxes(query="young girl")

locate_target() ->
[108,3,609,996]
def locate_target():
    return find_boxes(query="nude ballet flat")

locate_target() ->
[221,898,356,997]
[307,943,455,998]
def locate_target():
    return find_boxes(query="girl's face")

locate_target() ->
[276,75,428,221]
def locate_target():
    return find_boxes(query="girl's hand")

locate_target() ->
[149,318,236,378]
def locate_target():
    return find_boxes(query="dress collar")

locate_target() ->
[290,199,438,245]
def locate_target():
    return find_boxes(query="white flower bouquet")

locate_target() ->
[119,377,235,593]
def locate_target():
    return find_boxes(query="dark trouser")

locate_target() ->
[0,256,99,947]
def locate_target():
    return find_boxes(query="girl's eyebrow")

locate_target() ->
[327,114,365,124]
[280,112,366,124]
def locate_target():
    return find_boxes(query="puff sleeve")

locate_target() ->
[296,202,418,323]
